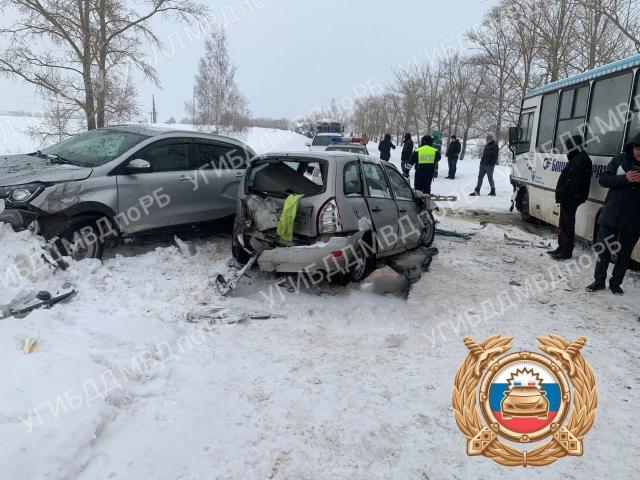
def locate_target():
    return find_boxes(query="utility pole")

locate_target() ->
[151,94,158,124]
[192,87,196,127]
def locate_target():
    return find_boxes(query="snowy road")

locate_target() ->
[1,127,639,479]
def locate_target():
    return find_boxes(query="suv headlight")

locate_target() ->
[4,183,46,206]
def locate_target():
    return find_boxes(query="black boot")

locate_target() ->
[586,281,606,293]
[610,284,624,296]
[547,248,561,255]
[469,190,480,196]
[489,189,496,196]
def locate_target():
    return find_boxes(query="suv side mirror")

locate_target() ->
[508,127,520,148]
[305,141,311,147]
[124,158,152,174]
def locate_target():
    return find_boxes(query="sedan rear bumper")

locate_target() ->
[257,231,366,275]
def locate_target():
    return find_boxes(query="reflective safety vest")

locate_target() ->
[416,145,437,164]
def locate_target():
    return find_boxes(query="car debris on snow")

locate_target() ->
[186,308,286,325]
[436,228,476,241]
[503,232,551,249]
[1,285,77,320]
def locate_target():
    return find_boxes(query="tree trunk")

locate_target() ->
[96,0,108,128]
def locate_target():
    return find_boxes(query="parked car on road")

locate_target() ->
[0,126,255,260]
[305,133,344,151]
[232,151,436,283]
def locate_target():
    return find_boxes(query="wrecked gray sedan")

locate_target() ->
[232,152,436,284]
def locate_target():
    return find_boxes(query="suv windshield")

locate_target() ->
[312,135,342,147]
[247,159,327,197]
[39,129,150,167]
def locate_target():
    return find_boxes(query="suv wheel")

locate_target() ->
[55,221,105,261]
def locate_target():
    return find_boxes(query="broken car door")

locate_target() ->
[362,162,399,253]
[384,165,422,248]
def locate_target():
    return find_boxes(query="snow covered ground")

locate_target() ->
[1,122,639,479]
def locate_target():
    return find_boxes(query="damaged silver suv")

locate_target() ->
[0,126,255,259]
[232,152,436,283]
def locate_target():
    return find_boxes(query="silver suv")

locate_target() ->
[0,126,255,259]
[233,152,436,283]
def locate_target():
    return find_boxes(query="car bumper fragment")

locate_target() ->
[257,231,366,274]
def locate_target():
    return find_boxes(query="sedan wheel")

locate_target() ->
[419,211,436,248]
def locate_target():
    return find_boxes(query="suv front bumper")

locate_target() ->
[0,207,27,229]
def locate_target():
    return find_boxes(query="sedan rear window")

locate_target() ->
[312,135,342,147]
[247,159,327,197]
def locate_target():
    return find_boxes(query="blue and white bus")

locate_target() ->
[509,54,640,257]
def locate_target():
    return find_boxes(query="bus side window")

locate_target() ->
[628,74,640,143]
[516,112,534,155]
[554,85,589,153]
[586,71,633,156]
[536,92,558,153]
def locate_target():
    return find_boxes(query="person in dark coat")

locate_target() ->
[548,135,593,260]
[412,135,440,195]
[470,134,499,196]
[445,135,461,179]
[588,132,640,295]
[400,133,414,177]
[378,133,396,161]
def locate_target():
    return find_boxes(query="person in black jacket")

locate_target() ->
[378,133,396,161]
[587,132,640,295]
[548,136,593,260]
[470,134,499,196]
[445,135,462,179]
[400,133,414,177]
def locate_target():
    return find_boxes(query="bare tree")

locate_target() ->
[579,0,640,51]
[0,0,206,132]
[191,26,250,132]
[467,9,519,141]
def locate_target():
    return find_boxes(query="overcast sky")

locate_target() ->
[0,0,494,121]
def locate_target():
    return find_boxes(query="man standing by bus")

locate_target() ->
[588,132,640,295]
[548,136,592,261]
[470,134,499,196]
[378,133,396,161]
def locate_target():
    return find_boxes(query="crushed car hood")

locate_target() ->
[0,154,93,186]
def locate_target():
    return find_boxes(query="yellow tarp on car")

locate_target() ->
[277,193,304,242]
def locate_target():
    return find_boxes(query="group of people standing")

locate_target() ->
[378,133,450,194]
[378,132,496,196]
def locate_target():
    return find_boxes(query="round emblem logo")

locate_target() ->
[479,352,571,443]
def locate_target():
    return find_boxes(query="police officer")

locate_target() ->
[412,135,440,195]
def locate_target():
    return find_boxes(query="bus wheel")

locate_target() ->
[516,187,534,223]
